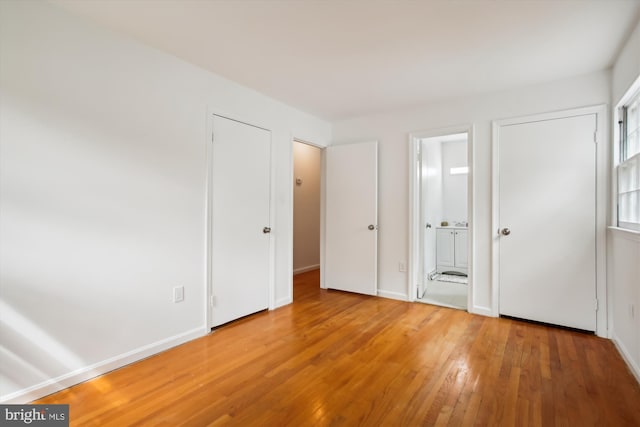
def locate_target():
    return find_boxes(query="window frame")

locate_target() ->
[615,76,640,232]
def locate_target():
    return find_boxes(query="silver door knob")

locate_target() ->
[426,223,432,229]
[368,224,376,230]
[501,228,511,236]
[263,227,271,234]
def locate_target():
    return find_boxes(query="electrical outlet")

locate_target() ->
[173,286,184,303]
[399,262,406,272]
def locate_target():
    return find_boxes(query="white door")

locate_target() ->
[421,139,443,285]
[498,114,596,331]
[211,115,271,327]
[325,141,378,295]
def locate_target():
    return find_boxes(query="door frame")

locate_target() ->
[408,124,475,311]
[491,104,608,337]
[206,112,276,330]
[288,137,328,304]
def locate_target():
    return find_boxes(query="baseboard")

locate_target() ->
[274,296,292,309]
[293,264,320,275]
[611,332,640,385]
[0,326,206,404]
[468,305,494,317]
[377,289,408,301]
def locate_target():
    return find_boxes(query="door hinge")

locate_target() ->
[594,298,598,311]
[211,132,214,143]
[210,295,216,307]
[593,131,598,143]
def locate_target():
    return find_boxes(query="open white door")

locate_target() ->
[420,139,444,295]
[210,115,271,327]
[496,113,597,331]
[325,141,378,295]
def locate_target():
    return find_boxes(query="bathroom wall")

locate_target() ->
[441,140,468,224]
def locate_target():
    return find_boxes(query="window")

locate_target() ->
[618,86,640,231]
[449,166,468,175]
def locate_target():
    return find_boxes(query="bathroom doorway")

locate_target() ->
[409,129,471,310]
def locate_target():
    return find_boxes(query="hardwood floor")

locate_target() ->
[37,269,640,426]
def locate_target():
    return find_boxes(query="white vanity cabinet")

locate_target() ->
[436,227,468,274]
[454,229,467,269]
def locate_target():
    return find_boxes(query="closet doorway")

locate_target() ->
[409,128,472,310]
[292,141,322,298]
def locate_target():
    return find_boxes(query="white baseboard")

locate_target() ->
[377,289,408,301]
[293,264,320,275]
[274,296,292,309]
[0,326,206,404]
[611,332,640,385]
[469,305,494,317]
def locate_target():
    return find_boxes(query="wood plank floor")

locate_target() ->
[37,269,640,426]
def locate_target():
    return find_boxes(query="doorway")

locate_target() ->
[409,127,473,311]
[292,141,322,298]
[291,139,379,300]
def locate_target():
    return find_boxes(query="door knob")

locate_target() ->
[426,223,432,229]
[368,224,376,230]
[263,227,271,234]
[501,228,511,236]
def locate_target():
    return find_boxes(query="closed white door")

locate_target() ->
[498,114,596,331]
[210,115,271,327]
[325,142,378,295]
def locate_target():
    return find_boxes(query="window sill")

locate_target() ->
[608,226,640,242]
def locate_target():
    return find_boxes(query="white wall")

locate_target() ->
[0,1,330,402]
[609,18,640,382]
[293,142,321,273]
[608,230,640,382]
[612,20,640,106]
[441,140,468,224]
[333,70,610,313]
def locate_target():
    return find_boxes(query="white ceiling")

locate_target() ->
[52,0,640,121]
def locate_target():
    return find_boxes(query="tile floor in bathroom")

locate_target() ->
[416,279,468,310]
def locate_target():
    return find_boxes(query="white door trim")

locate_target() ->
[408,124,476,312]
[206,112,276,330]
[491,104,608,337]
